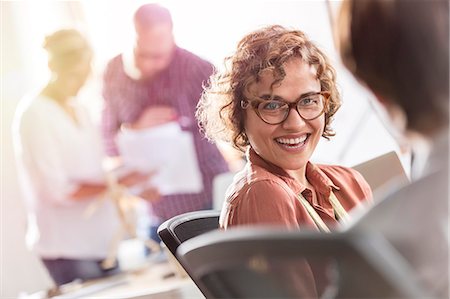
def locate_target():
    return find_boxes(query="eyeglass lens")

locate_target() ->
[257,94,325,124]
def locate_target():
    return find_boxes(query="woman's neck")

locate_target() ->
[286,166,310,188]
[41,81,70,104]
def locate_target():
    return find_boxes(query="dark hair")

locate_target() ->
[338,0,449,134]
[197,25,341,152]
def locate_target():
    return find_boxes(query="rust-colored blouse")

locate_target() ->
[220,149,372,230]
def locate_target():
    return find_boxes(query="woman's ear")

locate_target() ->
[240,100,250,109]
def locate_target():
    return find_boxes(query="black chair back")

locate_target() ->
[157,210,221,298]
[177,227,429,299]
[157,210,220,257]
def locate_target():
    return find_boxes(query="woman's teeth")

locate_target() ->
[276,135,308,146]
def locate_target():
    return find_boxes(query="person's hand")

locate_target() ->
[118,170,152,187]
[138,186,161,202]
[129,106,178,130]
[116,170,161,202]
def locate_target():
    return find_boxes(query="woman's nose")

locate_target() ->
[282,107,306,129]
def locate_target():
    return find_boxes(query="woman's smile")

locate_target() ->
[274,134,310,152]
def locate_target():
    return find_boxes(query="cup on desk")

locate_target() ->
[117,238,148,271]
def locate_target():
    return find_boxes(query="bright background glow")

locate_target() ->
[1,1,408,296]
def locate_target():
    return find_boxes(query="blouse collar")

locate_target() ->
[247,147,340,196]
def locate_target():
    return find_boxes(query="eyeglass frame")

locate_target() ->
[240,91,331,125]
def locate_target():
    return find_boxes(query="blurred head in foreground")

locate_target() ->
[338,0,449,139]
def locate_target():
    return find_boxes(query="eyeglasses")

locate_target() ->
[241,91,330,125]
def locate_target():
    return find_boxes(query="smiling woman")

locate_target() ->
[196,25,372,231]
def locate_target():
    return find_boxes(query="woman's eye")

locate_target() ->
[262,101,283,110]
[299,97,317,106]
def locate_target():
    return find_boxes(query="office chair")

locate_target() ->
[177,227,428,299]
[157,210,220,257]
[157,210,220,298]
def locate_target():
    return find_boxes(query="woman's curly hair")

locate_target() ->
[196,25,341,152]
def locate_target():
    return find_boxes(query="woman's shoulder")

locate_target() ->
[316,163,372,200]
[16,94,52,122]
[316,164,363,179]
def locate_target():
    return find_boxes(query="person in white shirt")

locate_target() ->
[12,29,148,286]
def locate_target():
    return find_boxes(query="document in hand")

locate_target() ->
[116,122,203,195]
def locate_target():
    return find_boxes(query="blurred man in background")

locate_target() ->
[101,3,229,243]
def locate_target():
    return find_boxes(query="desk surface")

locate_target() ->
[28,262,204,299]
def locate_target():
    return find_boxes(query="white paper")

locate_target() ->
[116,121,203,195]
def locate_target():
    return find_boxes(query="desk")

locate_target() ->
[27,262,204,299]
